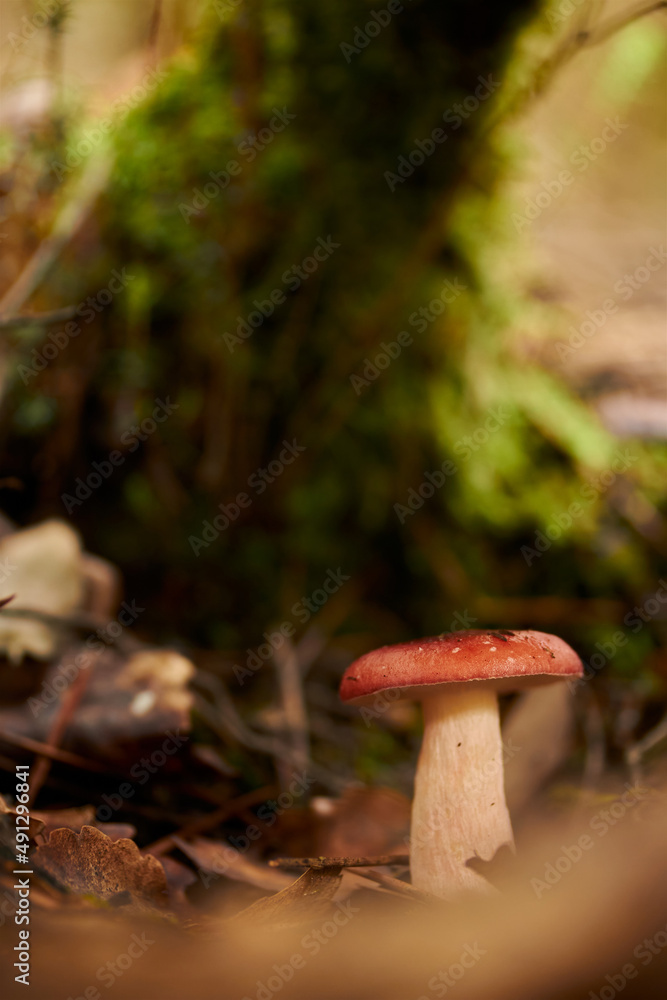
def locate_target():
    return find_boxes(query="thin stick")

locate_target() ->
[145,784,278,856]
[580,1,667,49]
[0,154,112,319]
[192,676,346,790]
[352,867,435,903]
[487,0,667,130]
[273,638,310,776]
[0,306,78,330]
[269,855,410,870]
[0,730,112,773]
[626,712,667,772]
[147,0,163,58]
[295,626,328,677]
[581,690,606,792]
[29,652,97,803]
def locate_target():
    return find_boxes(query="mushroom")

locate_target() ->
[339,629,582,899]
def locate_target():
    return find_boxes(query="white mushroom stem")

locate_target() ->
[410,685,514,899]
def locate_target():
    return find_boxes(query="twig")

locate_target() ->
[489,0,667,128]
[269,855,410,870]
[0,153,112,319]
[192,683,345,791]
[273,638,310,776]
[626,713,667,777]
[194,695,342,790]
[0,729,113,773]
[578,1,666,49]
[581,689,606,792]
[352,867,435,903]
[28,650,99,803]
[147,0,163,58]
[0,306,79,331]
[295,626,328,677]
[144,784,278,856]
[270,856,436,904]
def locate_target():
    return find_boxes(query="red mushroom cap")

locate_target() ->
[339,629,583,703]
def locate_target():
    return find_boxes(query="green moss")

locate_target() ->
[3,0,665,697]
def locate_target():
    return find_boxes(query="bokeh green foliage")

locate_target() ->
[4,0,665,686]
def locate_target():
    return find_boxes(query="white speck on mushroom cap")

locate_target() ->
[490,646,496,651]
[452,647,460,653]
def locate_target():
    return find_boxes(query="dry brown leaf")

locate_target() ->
[11,803,667,1000]
[33,825,169,908]
[72,648,195,749]
[1,644,195,757]
[173,836,292,892]
[0,519,83,663]
[32,805,136,842]
[156,854,198,908]
[233,866,344,928]
[312,787,411,858]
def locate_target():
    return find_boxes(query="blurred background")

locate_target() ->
[0,0,665,806]
[0,3,666,998]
